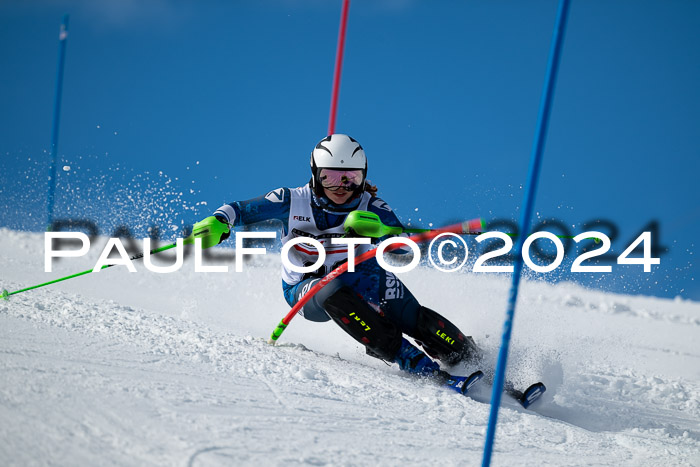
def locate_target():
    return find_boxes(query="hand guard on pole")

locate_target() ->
[184,216,231,249]
[343,211,403,238]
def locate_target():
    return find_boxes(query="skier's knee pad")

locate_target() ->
[322,286,402,361]
[413,306,481,365]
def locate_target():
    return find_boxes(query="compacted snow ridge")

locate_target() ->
[1,229,698,466]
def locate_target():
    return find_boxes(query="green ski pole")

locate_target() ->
[2,215,232,300]
[2,242,177,300]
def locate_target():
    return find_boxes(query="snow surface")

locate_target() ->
[1,229,699,466]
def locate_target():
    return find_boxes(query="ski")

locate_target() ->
[438,370,546,409]
[442,370,485,396]
[505,382,547,409]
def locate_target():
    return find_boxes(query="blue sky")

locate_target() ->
[1,0,698,300]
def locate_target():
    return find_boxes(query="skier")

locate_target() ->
[193,134,480,382]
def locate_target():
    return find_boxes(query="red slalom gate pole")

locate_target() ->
[327,0,350,135]
[268,218,483,344]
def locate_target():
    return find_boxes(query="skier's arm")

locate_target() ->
[366,197,413,254]
[188,188,291,247]
[366,197,405,231]
[213,188,291,228]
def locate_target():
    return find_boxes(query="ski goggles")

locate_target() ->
[318,169,364,191]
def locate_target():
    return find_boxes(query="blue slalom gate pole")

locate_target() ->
[481,1,571,465]
[46,14,70,230]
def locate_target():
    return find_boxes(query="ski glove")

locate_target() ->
[184,216,231,249]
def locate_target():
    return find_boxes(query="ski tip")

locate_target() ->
[519,382,546,408]
[460,370,484,395]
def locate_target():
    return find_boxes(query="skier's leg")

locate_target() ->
[283,278,339,323]
[337,259,420,333]
[284,262,469,374]
[339,259,481,366]
[322,284,401,360]
[322,282,442,377]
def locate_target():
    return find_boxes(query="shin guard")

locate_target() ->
[323,286,402,361]
[413,306,481,365]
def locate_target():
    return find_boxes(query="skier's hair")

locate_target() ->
[364,181,378,196]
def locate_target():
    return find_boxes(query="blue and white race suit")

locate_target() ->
[214,183,423,335]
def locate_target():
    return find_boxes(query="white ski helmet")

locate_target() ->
[310,134,367,197]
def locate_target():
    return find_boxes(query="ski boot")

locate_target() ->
[394,338,442,377]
